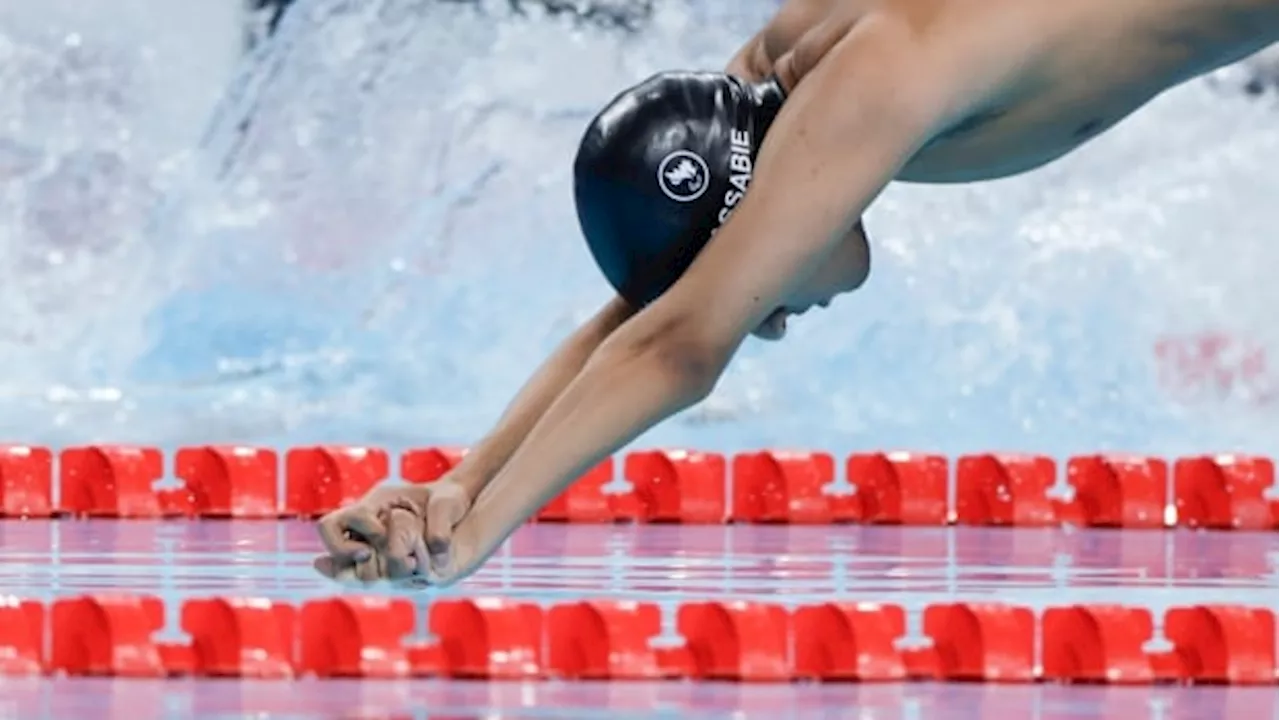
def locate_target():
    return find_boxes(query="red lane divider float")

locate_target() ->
[547,600,690,679]
[297,597,425,677]
[1042,604,1280,685]
[172,447,279,519]
[954,454,1058,527]
[285,446,390,517]
[0,446,54,518]
[59,446,169,518]
[48,595,189,676]
[0,444,1274,530]
[733,451,838,524]
[537,459,619,523]
[2,594,1273,684]
[622,450,728,524]
[183,598,296,677]
[1057,455,1170,529]
[0,599,43,675]
[1174,455,1277,530]
[400,446,467,485]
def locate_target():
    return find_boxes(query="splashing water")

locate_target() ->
[0,0,1275,457]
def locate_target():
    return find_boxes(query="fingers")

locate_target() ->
[313,551,394,584]
[316,509,386,563]
[410,533,431,576]
[424,495,466,573]
[313,554,361,582]
[381,507,425,580]
[355,552,386,583]
[312,555,343,579]
[391,532,433,590]
[314,486,454,587]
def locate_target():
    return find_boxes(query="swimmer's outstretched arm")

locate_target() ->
[313,296,635,576]
[446,21,971,581]
[442,295,636,500]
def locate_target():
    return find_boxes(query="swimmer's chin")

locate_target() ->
[751,309,789,341]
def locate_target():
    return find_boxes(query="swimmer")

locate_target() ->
[314,0,1277,586]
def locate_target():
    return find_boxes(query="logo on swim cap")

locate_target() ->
[656,150,709,202]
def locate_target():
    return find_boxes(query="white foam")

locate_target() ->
[0,0,1274,458]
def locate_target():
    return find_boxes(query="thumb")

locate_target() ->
[425,494,466,571]
[317,509,382,563]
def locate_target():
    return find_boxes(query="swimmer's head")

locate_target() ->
[573,71,787,303]
[573,70,869,341]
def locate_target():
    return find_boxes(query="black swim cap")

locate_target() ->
[573,71,786,307]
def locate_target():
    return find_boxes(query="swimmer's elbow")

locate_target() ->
[649,335,724,403]
[609,313,727,403]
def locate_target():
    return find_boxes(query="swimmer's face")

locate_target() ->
[751,221,871,341]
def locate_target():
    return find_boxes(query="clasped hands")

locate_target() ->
[312,476,479,588]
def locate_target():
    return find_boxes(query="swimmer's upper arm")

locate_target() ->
[659,20,957,368]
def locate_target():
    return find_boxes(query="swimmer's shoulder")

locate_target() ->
[740,0,1221,142]
[747,0,1064,98]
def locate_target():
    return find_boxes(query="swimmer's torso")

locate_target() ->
[728,0,1278,183]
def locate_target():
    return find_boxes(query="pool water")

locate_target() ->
[1,519,1274,719]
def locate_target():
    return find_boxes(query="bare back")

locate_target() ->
[728,0,1278,182]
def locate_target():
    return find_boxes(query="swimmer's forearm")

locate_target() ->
[461,327,716,564]
[449,296,636,499]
